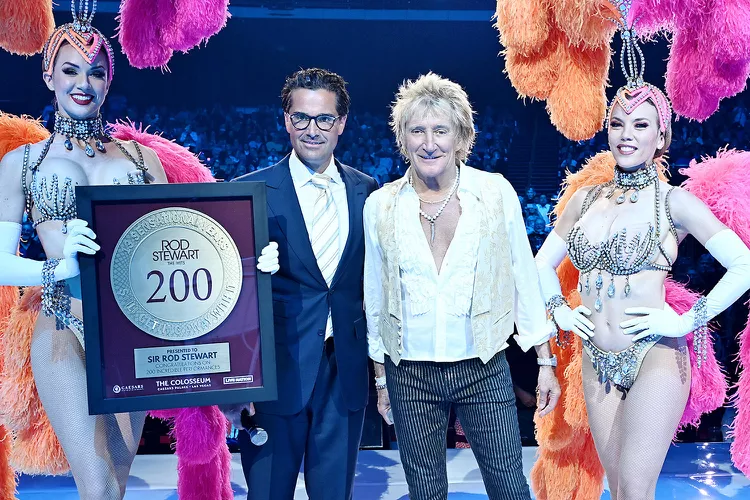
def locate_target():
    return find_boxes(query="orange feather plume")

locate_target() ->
[0,0,55,56]
[547,43,611,141]
[495,0,551,55]
[503,27,562,100]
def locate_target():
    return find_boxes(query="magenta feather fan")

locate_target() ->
[631,0,750,121]
[117,0,230,69]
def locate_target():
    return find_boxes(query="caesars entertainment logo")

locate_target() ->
[111,207,243,341]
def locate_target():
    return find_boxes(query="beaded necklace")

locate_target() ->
[408,165,460,245]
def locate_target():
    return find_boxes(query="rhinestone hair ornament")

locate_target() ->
[42,0,114,84]
[605,0,671,132]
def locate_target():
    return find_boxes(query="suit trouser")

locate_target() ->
[239,340,366,500]
[385,351,532,500]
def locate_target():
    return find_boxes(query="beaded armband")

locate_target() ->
[546,295,572,348]
[692,297,709,368]
[41,259,64,328]
[41,259,84,344]
[375,376,387,391]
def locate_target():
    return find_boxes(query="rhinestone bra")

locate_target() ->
[566,165,678,311]
[21,120,146,233]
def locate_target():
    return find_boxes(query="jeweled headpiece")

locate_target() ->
[42,0,114,83]
[606,0,671,132]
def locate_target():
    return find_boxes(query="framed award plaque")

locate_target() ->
[77,182,277,415]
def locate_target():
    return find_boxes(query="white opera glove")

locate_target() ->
[0,220,91,286]
[60,219,100,278]
[623,229,750,342]
[257,242,280,274]
[550,300,595,340]
[621,303,690,341]
[535,231,568,300]
[535,231,595,340]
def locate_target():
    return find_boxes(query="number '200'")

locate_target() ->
[146,269,212,303]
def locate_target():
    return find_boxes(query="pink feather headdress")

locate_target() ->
[608,84,671,132]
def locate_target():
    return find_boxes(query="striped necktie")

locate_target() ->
[310,173,340,286]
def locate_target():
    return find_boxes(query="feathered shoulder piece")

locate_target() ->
[108,121,214,184]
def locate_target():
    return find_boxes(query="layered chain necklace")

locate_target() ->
[409,165,460,245]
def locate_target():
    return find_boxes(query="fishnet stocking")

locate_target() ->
[31,315,146,500]
[583,338,690,500]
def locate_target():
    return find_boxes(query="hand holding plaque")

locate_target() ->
[56,219,101,281]
[257,242,279,274]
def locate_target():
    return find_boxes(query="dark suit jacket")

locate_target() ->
[233,155,378,415]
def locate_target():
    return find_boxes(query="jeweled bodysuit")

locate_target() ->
[566,164,678,392]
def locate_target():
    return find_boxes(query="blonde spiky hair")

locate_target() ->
[390,72,476,162]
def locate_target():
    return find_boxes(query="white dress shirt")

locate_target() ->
[364,165,553,362]
[289,150,349,338]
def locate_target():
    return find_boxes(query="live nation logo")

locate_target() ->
[110,207,243,341]
[223,375,254,385]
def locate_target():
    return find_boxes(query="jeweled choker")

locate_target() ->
[606,162,658,204]
[54,112,107,157]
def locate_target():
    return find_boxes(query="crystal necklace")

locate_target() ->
[605,162,658,204]
[54,112,107,157]
[409,165,460,245]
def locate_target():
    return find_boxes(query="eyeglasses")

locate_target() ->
[288,112,340,131]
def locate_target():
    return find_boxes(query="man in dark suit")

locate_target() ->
[230,68,378,499]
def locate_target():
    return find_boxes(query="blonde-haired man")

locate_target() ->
[364,73,561,499]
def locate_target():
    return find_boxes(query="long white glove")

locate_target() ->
[535,231,595,340]
[257,242,279,274]
[623,229,750,341]
[0,219,98,286]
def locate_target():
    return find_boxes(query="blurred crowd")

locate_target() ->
[93,103,519,185]
[105,97,749,249]
[83,101,556,238]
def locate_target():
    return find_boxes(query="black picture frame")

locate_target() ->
[77,182,277,414]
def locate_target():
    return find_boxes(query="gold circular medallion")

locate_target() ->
[111,207,243,340]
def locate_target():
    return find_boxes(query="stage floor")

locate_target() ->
[16,442,749,499]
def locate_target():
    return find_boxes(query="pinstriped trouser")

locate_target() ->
[385,351,531,500]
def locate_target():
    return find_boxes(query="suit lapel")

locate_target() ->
[265,157,327,287]
[331,161,366,288]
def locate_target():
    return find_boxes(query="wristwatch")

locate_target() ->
[537,355,558,367]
